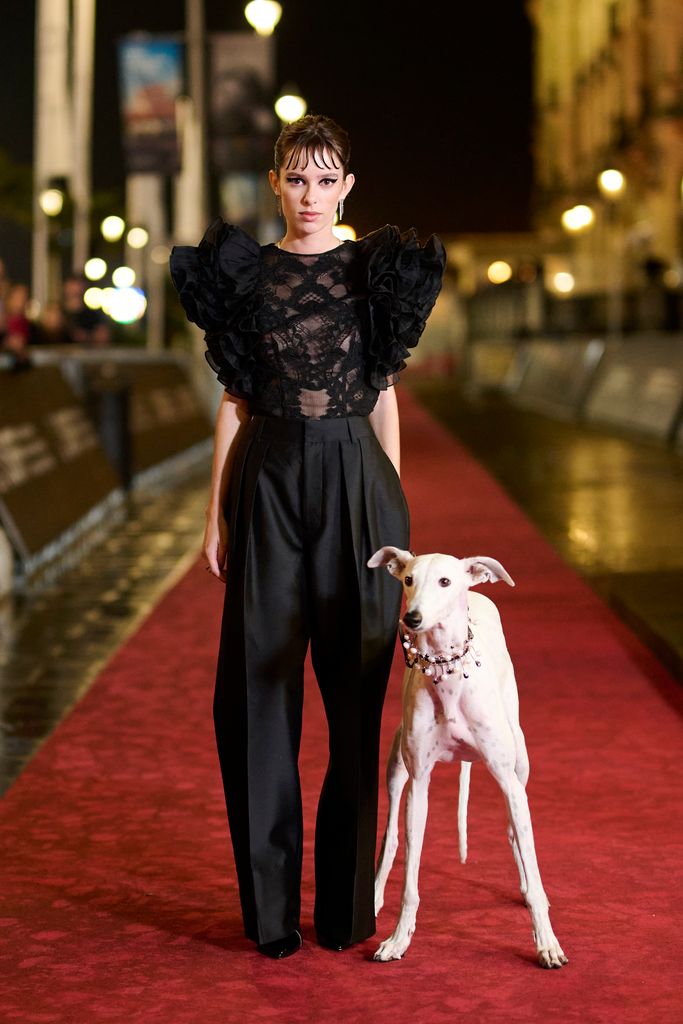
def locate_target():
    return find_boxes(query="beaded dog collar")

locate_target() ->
[400,624,481,682]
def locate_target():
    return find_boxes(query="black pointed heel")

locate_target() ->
[256,930,302,959]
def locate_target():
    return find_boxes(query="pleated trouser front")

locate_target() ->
[213,413,410,945]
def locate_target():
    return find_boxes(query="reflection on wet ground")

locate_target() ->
[409,380,683,678]
[0,468,209,795]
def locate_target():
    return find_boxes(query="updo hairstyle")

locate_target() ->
[273,114,351,176]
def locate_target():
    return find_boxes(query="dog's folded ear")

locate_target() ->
[464,557,515,588]
[367,546,414,577]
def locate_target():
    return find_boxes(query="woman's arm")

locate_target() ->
[369,386,401,476]
[204,392,251,581]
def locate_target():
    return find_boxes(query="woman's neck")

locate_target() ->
[277,226,341,254]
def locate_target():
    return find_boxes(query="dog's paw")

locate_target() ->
[537,942,568,969]
[373,936,410,962]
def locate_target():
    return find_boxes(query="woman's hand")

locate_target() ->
[204,511,229,583]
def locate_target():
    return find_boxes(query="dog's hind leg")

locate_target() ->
[506,729,530,898]
[375,726,408,915]
[458,761,471,864]
[374,769,432,961]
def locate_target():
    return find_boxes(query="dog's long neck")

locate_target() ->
[418,594,470,658]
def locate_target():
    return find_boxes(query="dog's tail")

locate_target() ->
[458,761,471,864]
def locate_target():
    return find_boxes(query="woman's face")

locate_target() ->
[270,146,354,237]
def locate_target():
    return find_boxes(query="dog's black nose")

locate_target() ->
[403,610,422,629]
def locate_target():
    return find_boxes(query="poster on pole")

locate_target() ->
[209,32,277,174]
[118,35,184,174]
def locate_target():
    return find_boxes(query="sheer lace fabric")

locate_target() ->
[254,243,377,419]
[168,219,447,417]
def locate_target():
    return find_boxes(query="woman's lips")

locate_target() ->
[299,212,320,219]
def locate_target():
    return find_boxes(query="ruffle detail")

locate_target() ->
[356,224,446,390]
[169,217,262,397]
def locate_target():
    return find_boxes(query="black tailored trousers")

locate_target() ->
[213,413,410,946]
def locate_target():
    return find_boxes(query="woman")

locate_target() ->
[170,114,445,959]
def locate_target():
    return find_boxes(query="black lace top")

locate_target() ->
[169,218,446,419]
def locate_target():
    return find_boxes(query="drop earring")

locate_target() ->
[275,194,282,217]
[338,195,344,221]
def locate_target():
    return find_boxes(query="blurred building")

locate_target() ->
[447,0,683,347]
[529,0,683,313]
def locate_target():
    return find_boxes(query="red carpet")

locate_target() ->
[1,390,682,1023]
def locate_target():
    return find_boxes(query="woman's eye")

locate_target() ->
[322,178,338,185]
[286,177,303,184]
[438,578,451,587]
[404,575,413,586]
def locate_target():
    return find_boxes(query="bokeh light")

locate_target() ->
[84,258,107,281]
[487,260,513,284]
[244,1,282,35]
[112,266,136,288]
[101,215,125,242]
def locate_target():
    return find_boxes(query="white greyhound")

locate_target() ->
[368,546,567,969]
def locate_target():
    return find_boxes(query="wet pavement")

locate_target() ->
[409,379,683,679]
[0,468,208,795]
[1,383,681,796]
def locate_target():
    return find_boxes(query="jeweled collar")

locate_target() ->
[400,624,481,682]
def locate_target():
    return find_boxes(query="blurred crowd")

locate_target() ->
[0,258,112,370]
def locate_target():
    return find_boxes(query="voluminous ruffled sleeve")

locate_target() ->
[357,224,446,390]
[169,217,262,398]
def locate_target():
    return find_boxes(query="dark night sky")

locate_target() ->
[1,0,533,246]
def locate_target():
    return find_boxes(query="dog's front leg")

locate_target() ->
[375,726,408,915]
[496,770,568,969]
[374,769,431,962]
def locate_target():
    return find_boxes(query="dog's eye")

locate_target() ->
[438,577,451,587]
[404,575,413,586]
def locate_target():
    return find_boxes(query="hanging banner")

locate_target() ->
[209,32,277,174]
[118,35,184,174]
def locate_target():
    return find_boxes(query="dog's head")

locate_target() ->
[367,546,514,633]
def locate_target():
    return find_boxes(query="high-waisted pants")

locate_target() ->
[213,413,410,946]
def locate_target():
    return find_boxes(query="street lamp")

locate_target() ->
[333,224,356,241]
[127,227,149,249]
[597,169,625,198]
[487,260,512,284]
[597,168,627,337]
[275,84,307,123]
[560,204,595,233]
[244,1,282,35]
[84,257,107,281]
[101,215,125,242]
[39,188,65,217]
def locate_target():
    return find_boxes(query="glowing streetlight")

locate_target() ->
[84,257,107,281]
[561,204,595,232]
[84,287,104,309]
[553,271,575,294]
[244,1,282,35]
[597,169,625,198]
[275,85,307,123]
[112,265,136,288]
[487,260,512,284]
[106,287,147,324]
[127,227,149,249]
[101,215,125,242]
[332,223,357,241]
[39,188,65,217]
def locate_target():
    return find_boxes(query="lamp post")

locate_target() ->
[597,168,626,339]
[244,1,282,35]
